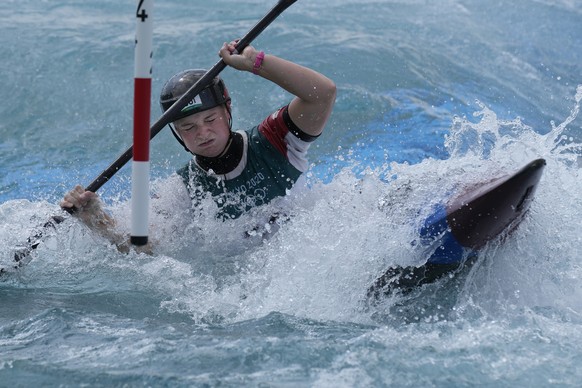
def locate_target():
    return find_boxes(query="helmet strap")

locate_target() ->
[169,123,190,153]
[225,100,233,130]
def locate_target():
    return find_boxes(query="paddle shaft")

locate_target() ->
[86,0,297,193]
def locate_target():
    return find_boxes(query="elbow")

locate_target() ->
[325,79,337,103]
[318,78,336,111]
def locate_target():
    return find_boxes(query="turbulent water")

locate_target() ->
[1,0,581,386]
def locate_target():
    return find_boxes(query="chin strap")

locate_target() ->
[169,123,191,153]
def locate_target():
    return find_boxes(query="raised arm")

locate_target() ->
[219,41,336,137]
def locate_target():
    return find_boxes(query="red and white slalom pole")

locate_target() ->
[131,0,153,246]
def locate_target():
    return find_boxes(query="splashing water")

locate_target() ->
[2,86,581,327]
[72,86,582,325]
[547,85,582,164]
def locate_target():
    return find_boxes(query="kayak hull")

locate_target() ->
[368,158,546,298]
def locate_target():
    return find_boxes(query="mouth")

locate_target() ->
[198,139,214,148]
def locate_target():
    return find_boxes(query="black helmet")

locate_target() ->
[160,69,230,121]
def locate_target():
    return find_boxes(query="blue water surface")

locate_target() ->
[1,0,581,386]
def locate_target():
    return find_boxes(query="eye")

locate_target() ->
[204,116,216,123]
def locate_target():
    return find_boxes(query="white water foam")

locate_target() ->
[2,86,581,328]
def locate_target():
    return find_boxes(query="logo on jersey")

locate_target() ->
[181,94,203,113]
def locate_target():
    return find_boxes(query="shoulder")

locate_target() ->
[255,105,320,156]
[259,105,320,143]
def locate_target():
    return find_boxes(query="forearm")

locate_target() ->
[75,207,141,253]
[61,186,151,254]
[220,42,336,136]
[87,214,153,254]
[256,54,335,105]
[255,54,336,136]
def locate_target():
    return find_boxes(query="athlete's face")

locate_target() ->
[173,105,231,157]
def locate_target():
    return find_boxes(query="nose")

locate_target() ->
[193,124,212,140]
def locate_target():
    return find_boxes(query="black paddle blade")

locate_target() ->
[1,215,66,275]
[366,262,465,300]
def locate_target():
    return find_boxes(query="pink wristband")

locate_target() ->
[252,51,265,75]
